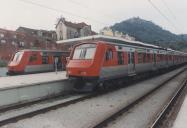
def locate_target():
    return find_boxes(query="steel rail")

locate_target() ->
[150,73,187,128]
[93,69,186,128]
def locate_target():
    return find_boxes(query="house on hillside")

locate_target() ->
[56,17,95,40]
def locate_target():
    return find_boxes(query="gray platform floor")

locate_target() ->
[0,71,67,90]
[173,95,187,128]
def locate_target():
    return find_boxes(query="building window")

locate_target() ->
[19,42,25,47]
[0,33,4,38]
[12,41,17,46]
[30,42,34,47]
[13,35,17,39]
[1,40,6,44]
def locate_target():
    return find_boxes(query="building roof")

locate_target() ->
[17,27,56,34]
[56,18,90,29]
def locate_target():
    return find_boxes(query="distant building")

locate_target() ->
[0,28,57,62]
[100,27,135,41]
[122,34,135,41]
[16,27,57,42]
[100,27,114,37]
[56,17,95,40]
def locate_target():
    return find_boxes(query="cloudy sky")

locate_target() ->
[0,0,186,34]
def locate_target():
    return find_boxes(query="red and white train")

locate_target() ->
[7,49,69,75]
[65,35,187,91]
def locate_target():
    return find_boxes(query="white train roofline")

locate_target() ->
[56,35,187,55]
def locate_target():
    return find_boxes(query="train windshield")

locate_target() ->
[73,44,96,60]
[12,52,23,62]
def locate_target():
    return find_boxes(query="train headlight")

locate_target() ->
[80,71,87,75]
[67,70,71,74]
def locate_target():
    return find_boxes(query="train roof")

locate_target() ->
[57,35,161,49]
[18,49,69,53]
[57,35,187,55]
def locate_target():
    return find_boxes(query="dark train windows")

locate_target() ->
[153,53,156,64]
[147,53,151,62]
[106,49,113,61]
[143,53,146,63]
[117,52,124,65]
[131,52,135,64]
[42,56,49,64]
[29,54,37,62]
[138,53,143,63]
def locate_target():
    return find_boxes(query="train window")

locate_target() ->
[138,53,143,63]
[106,49,113,61]
[29,54,37,62]
[13,52,23,62]
[143,53,146,63]
[85,47,96,59]
[117,52,124,65]
[147,54,151,62]
[42,56,49,64]
[73,44,96,59]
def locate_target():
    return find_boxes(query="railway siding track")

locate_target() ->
[0,94,91,127]
[93,69,187,128]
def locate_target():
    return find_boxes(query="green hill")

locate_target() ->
[111,17,187,50]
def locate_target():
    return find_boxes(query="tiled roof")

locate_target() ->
[56,18,90,29]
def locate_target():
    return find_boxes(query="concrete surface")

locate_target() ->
[0,94,85,122]
[0,67,7,77]
[173,95,187,128]
[2,67,184,128]
[0,71,67,90]
[0,71,73,108]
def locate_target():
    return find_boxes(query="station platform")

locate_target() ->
[173,95,187,128]
[0,71,72,108]
[0,71,67,90]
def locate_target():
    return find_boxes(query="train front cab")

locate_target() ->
[7,51,26,75]
[66,42,106,91]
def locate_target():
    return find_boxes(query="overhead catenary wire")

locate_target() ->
[18,0,108,26]
[66,0,119,20]
[159,0,183,33]
[147,0,180,32]
[161,0,176,20]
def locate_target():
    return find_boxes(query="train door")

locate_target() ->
[128,51,135,74]
[117,52,124,65]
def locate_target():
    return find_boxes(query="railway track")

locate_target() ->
[0,66,186,127]
[0,93,93,126]
[93,68,187,128]
[150,73,187,128]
